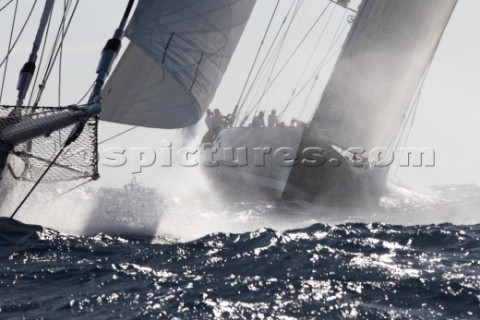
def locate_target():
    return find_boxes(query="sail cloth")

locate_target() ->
[100,0,256,129]
[311,0,457,151]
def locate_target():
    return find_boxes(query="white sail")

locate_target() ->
[311,0,457,151]
[100,0,256,129]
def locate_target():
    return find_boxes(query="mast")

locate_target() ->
[2,0,136,147]
[310,0,458,152]
[89,0,134,103]
[5,1,137,218]
[16,0,55,106]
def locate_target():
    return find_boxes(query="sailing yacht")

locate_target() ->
[0,0,460,215]
[0,0,256,217]
[202,0,458,203]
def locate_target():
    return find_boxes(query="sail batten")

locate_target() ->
[311,0,457,152]
[101,0,256,129]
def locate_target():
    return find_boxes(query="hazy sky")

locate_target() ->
[0,0,479,187]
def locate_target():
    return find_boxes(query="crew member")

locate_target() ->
[268,109,278,127]
[205,109,213,130]
[251,111,265,127]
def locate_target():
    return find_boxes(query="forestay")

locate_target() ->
[101,0,257,129]
[311,0,457,151]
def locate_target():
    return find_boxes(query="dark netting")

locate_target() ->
[0,105,98,182]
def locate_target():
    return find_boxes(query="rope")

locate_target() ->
[9,110,93,219]
[48,178,93,201]
[10,142,69,219]
[98,126,138,145]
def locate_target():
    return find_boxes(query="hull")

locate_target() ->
[202,126,387,204]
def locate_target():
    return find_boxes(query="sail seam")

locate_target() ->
[190,52,204,92]
[162,33,175,65]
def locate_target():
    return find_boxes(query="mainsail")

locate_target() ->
[101,0,257,129]
[311,0,457,151]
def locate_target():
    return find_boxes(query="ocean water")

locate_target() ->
[1,184,480,319]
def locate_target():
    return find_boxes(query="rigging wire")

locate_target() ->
[28,2,53,106]
[234,0,299,126]
[390,77,425,178]
[10,141,70,219]
[58,0,67,106]
[237,0,306,125]
[389,5,454,177]
[20,0,57,179]
[54,124,139,184]
[244,1,333,121]
[0,0,18,104]
[33,0,79,106]
[243,0,320,119]
[300,47,341,120]
[0,0,13,13]
[48,178,93,201]
[0,1,38,71]
[277,45,342,119]
[279,4,336,119]
[33,0,73,106]
[42,1,71,82]
[234,0,281,111]
[251,0,306,116]
[98,126,138,145]
[76,82,95,104]
[275,10,349,122]
[9,0,137,212]
[297,11,349,120]
[279,37,344,122]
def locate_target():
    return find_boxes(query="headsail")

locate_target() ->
[311,0,457,151]
[100,0,257,129]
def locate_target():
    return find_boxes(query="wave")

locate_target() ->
[1,216,479,319]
